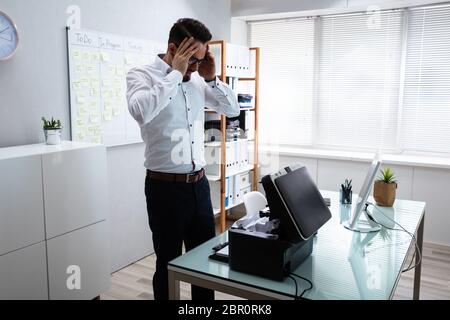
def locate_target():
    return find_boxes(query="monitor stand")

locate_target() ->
[343,206,381,233]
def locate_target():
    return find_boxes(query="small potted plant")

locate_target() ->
[373,167,398,207]
[42,117,62,145]
[340,179,353,204]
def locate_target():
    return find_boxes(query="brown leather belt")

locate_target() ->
[147,168,205,184]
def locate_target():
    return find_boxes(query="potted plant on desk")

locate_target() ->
[373,167,398,207]
[42,117,62,145]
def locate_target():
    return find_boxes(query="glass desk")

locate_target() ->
[168,191,425,300]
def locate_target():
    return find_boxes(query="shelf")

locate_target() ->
[226,164,254,178]
[205,139,252,148]
[239,77,256,81]
[207,164,255,182]
[213,200,245,217]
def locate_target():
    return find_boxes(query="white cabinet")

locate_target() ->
[42,147,108,238]
[0,242,48,300]
[47,221,110,300]
[0,142,110,300]
[0,156,45,256]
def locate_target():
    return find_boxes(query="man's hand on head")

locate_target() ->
[170,37,201,76]
[198,45,216,82]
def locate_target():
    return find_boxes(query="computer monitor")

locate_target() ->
[262,164,332,242]
[344,155,382,233]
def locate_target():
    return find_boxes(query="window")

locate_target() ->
[248,4,450,156]
[401,6,450,154]
[249,19,315,146]
[316,11,404,152]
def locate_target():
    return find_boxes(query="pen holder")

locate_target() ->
[340,189,352,205]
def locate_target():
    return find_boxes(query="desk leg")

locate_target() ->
[413,214,424,300]
[168,269,180,300]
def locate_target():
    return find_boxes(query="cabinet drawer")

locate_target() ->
[0,156,45,255]
[0,242,48,300]
[42,146,108,238]
[47,221,110,300]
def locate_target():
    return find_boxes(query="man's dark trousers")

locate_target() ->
[145,173,216,300]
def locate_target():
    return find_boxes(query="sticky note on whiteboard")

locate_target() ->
[82,52,90,60]
[101,52,110,62]
[112,107,121,116]
[125,55,134,65]
[90,112,100,124]
[86,65,95,75]
[103,110,112,122]
[73,50,81,60]
[75,64,84,73]
[77,130,87,141]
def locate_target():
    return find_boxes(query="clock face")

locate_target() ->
[0,11,19,60]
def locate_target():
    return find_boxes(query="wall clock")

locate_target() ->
[0,11,19,61]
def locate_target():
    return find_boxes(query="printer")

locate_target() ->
[228,164,332,281]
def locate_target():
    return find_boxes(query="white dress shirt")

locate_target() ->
[126,55,240,174]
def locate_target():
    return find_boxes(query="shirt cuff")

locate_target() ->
[167,70,183,85]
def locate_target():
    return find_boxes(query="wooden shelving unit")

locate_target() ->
[208,40,260,232]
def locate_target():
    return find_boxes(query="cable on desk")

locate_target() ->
[290,273,313,299]
[288,275,299,300]
[367,202,422,273]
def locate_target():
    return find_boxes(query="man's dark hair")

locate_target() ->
[168,18,212,45]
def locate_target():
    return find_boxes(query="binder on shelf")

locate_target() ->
[225,177,230,208]
[233,174,242,205]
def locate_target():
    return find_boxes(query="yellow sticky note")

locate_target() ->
[125,55,133,65]
[102,79,110,87]
[90,112,100,124]
[104,100,111,110]
[103,110,112,122]
[73,50,81,60]
[87,126,96,135]
[86,65,95,75]
[89,102,97,109]
[76,130,86,141]
[90,88,98,97]
[108,65,116,74]
[112,107,121,116]
[91,52,99,61]
[102,91,110,99]
[82,51,90,60]
[76,119,85,127]
[72,81,82,90]
[91,79,99,88]
[94,126,102,136]
[101,52,110,62]
[92,136,102,144]
[77,107,88,117]
[77,96,85,104]
[80,78,90,87]
[75,64,84,73]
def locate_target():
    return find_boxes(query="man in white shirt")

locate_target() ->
[126,18,239,300]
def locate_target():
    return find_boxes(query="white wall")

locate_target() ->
[231,0,346,17]
[0,0,232,272]
[231,0,449,17]
[260,154,450,246]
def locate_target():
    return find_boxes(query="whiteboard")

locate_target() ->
[67,28,165,147]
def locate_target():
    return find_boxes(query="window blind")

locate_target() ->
[316,11,404,152]
[249,19,315,146]
[401,5,450,154]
